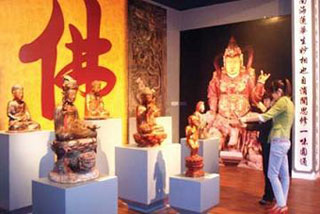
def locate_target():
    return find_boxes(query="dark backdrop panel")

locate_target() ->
[179,16,292,138]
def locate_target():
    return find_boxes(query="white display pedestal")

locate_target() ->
[32,176,117,214]
[129,116,173,145]
[115,144,181,213]
[181,138,220,174]
[169,173,220,214]
[86,118,122,176]
[0,131,55,211]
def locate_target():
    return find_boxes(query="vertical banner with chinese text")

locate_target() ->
[293,0,319,179]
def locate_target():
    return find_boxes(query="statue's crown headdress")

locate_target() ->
[224,37,242,57]
[62,75,78,91]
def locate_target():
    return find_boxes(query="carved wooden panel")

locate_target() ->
[128,0,167,116]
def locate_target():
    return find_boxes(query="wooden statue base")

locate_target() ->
[133,133,167,147]
[49,168,99,184]
[185,154,205,177]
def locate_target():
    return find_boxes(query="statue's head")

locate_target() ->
[223,37,243,78]
[91,80,102,94]
[140,87,155,105]
[11,84,24,101]
[62,75,78,104]
[196,101,205,113]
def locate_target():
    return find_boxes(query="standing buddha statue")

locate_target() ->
[185,114,205,177]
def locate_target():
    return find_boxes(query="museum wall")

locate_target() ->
[0,0,128,140]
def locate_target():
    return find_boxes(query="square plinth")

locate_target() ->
[86,118,122,176]
[129,116,173,145]
[169,173,220,213]
[32,176,117,214]
[0,131,55,211]
[115,144,181,213]
[181,138,220,174]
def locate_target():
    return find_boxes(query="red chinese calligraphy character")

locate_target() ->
[300,57,308,64]
[301,76,307,84]
[19,0,63,119]
[300,86,307,95]
[300,96,308,105]
[300,67,307,74]
[19,0,116,120]
[299,6,306,14]
[300,147,308,156]
[300,157,307,166]
[300,116,308,125]
[299,46,308,54]
[300,107,308,115]
[300,16,306,25]
[300,137,308,145]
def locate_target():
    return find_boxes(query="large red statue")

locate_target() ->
[207,37,270,165]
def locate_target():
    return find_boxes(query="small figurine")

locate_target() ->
[133,86,167,147]
[49,76,99,183]
[185,115,204,177]
[193,101,209,139]
[85,80,109,120]
[7,85,40,132]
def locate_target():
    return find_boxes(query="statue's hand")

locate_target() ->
[88,124,99,130]
[257,70,270,84]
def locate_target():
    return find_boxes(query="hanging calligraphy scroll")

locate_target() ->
[293,0,319,179]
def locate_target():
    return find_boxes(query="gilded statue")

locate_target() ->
[7,85,40,132]
[49,76,99,183]
[207,37,270,154]
[185,115,204,177]
[193,101,209,139]
[85,80,109,120]
[133,86,167,147]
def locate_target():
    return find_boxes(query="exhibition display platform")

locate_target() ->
[169,173,220,214]
[86,118,122,176]
[0,131,55,211]
[181,137,220,174]
[32,176,118,214]
[116,143,181,213]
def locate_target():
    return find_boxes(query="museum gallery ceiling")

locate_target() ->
[151,0,241,10]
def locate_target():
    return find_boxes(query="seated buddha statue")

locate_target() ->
[133,87,167,147]
[85,80,109,120]
[7,85,41,132]
[54,76,97,141]
[50,76,99,183]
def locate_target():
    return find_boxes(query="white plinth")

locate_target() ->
[86,118,122,176]
[0,131,55,211]
[129,116,173,145]
[32,176,117,214]
[181,138,220,174]
[115,143,181,213]
[169,173,220,213]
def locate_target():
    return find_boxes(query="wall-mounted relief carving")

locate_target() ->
[128,0,167,116]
